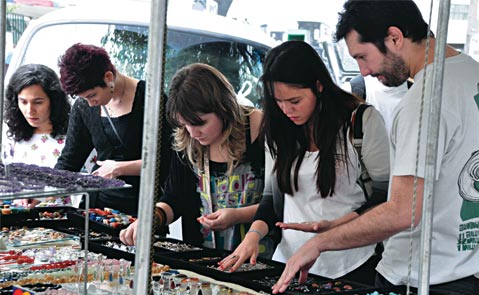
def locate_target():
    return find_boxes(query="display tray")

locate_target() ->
[67,209,134,236]
[87,238,136,263]
[154,242,284,282]
[154,247,227,276]
[0,208,36,228]
[2,227,78,248]
[232,273,372,295]
[56,226,115,241]
[152,237,203,254]
[0,206,74,228]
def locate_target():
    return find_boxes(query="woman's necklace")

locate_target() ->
[106,78,127,117]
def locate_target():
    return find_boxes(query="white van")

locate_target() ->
[6,0,278,106]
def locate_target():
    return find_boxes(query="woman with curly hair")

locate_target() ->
[120,63,273,256]
[2,63,77,207]
[55,43,171,216]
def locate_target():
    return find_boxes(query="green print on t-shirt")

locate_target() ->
[458,150,479,221]
[457,221,479,251]
[456,86,479,251]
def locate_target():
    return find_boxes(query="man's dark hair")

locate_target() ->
[335,0,429,53]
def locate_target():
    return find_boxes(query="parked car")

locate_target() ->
[6,0,278,107]
[318,39,360,87]
[4,1,278,240]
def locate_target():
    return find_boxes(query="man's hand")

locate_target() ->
[272,236,321,294]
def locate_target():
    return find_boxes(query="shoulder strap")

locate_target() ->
[352,104,371,141]
[351,104,373,200]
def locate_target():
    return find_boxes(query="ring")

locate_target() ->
[231,255,237,259]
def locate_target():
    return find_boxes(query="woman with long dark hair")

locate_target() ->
[220,41,390,284]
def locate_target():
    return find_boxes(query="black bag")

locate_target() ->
[351,104,374,200]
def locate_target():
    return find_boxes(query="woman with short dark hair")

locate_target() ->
[55,43,171,215]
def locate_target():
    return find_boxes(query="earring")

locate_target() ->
[110,83,114,94]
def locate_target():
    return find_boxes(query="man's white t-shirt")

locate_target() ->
[377,53,479,286]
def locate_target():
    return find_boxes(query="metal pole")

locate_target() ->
[464,0,478,54]
[133,0,168,294]
[0,0,7,147]
[83,192,89,294]
[418,0,451,294]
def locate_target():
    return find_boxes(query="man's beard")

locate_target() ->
[374,51,409,87]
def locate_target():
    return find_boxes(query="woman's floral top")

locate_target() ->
[3,134,66,168]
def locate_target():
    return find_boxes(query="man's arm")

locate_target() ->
[272,175,424,294]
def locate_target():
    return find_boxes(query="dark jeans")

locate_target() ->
[375,272,479,295]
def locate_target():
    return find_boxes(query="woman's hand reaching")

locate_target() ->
[119,220,138,246]
[275,220,333,233]
[92,160,121,179]
[13,198,40,208]
[217,231,261,272]
[197,208,238,231]
[276,212,359,234]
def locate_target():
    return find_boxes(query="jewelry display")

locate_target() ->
[153,241,202,252]
[103,241,135,254]
[252,275,366,294]
[207,261,273,273]
[81,208,136,229]
[0,162,126,193]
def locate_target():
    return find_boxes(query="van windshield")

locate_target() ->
[21,22,269,107]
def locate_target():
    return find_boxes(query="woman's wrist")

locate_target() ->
[246,229,263,240]
[112,161,125,178]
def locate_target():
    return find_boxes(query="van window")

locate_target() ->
[20,22,268,107]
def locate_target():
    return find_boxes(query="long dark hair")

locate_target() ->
[260,41,360,197]
[4,64,71,141]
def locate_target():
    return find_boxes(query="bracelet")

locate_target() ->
[247,229,263,240]
[155,207,167,228]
